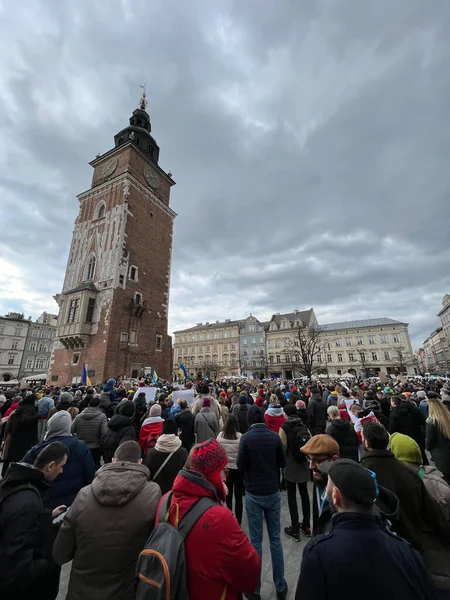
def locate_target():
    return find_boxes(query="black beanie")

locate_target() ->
[163,419,177,435]
[118,401,135,418]
[284,404,297,417]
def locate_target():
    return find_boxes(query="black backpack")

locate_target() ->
[135,490,223,600]
[284,419,311,464]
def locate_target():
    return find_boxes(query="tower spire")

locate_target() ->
[139,84,147,110]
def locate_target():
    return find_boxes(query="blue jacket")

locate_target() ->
[37,396,54,418]
[237,423,286,496]
[22,435,95,509]
[295,513,436,600]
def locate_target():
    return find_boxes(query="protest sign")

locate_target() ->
[172,388,196,407]
[133,386,157,405]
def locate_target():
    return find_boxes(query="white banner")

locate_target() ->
[133,386,157,405]
[172,388,196,407]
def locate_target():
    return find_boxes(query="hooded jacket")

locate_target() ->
[326,419,360,462]
[174,409,196,450]
[160,469,260,600]
[0,462,58,600]
[232,402,250,433]
[53,462,161,600]
[102,414,137,463]
[389,401,425,445]
[307,393,328,435]
[264,404,286,433]
[71,407,108,449]
[138,416,164,453]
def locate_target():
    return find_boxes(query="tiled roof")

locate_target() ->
[174,319,242,334]
[320,317,408,331]
[270,310,314,327]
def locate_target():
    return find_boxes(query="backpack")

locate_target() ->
[143,431,159,455]
[135,492,223,600]
[284,420,310,464]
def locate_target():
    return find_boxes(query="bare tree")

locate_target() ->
[355,348,370,378]
[286,323,325,379]
[391,346,413,375]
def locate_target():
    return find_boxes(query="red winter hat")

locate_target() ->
[138,381,146,387]
[190,439,228,500]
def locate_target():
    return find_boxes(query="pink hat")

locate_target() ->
[295,400,306,410]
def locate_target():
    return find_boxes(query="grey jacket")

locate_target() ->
[71,407,108,449]
[194,408,219,443]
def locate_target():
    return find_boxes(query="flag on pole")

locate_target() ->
[151,367,159,385]
[81,364,92,387]
[178,364,188,380]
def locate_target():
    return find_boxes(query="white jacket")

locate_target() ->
[216,432,242,469]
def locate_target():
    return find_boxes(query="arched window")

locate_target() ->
[95,202,106,219]
[86,255,96,281]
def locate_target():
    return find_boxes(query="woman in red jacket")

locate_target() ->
[264,401,286,433]
[158,439,260,600]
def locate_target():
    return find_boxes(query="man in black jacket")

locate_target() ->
[306,388,327,435]
[237,405,287,600]
[0,442,68,600]
[295,460,437,600]
[174,400,195,450]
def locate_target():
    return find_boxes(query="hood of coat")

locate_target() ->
[91,462,150,506]
[13,403,37,422]
[2,461,50,491]
[311,393,323,403]
[266,405,283,417]
[79,406,102,420]
[329,418,351,432]
[107,413,133,431]
[171,468,221,505]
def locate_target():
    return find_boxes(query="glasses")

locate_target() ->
[306,455,333,467]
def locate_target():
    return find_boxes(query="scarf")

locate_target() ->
[155,433,182,453]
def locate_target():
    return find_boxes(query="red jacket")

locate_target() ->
[157,471,260,600]
[4,401,19,419]
[138,419,163,453]
[339,408,351,422]
[264,412,286,434]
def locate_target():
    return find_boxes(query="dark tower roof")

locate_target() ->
[114,94,160,164]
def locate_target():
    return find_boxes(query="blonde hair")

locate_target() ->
[327,405,339,418]
[269,393,278,404]
[67,406,79,420]
[427,398,450,439]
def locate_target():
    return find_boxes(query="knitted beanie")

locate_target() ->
[202,397,211,408]
[118,401,135,418]
[295,400,306,410]
[390,432,422,465]
[150,404,162,417]
[190,439,228,500]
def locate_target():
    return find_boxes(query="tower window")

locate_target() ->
[134,293,143,306]
[71,353,80,366]
[118,137,124,145]
[129,266,138,281]
[95,202,106,219]
[119,274,124,286]
[156,334,162,351]
[86,255,96,281]
[67,298,80,323]
[86,298,95,323]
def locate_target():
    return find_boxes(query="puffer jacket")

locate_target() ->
[216,431,242,469]
[102,414,136,463]
[22,434,95,509]
[232,404,249,434]
[71,407,108,449]
[194,408,219,443]
[307,394,328,435]
[4,404,38,462]
[99,391,115,419]
[264,405,286,433]
[53,462,161,600]
[326,419,359,462]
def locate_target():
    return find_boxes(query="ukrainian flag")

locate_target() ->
[81,364,92,387]
[178,364,188,380]
[152,367,159,385]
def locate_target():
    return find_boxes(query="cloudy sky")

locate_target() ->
[1,0,449,349]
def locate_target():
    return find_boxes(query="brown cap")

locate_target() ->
[300,434,340,457]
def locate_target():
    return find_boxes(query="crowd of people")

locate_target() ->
[0,375,450,599]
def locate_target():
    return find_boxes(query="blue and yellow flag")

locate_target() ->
[178,364,188,380]
[81,364,92,387]
[151,367,159,385]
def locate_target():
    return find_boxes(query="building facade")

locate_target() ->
[19,312,58,379]
[173,312,415,379]
[49,94,176,385]
[423,327,450,375]
[0,312,30,382]
[173,320,240,378]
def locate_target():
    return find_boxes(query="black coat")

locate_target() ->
[174,410,195,450]
[307,394,327,435]
[326,419,359,462]
[389,402,425,446]
[0,462,59,600]
[233,404,249,434]
[102,414,137,463]
[133,397,148,436]
[296,513,436,600]
[143,446,188,495]
[426,420,450,478]
[5,404,38,462]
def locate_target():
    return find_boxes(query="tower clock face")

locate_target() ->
[101,157,118,178]
[144,167,159,189]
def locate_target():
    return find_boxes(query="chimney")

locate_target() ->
[225,319,231,323]
[294,309,298,314]
[205,322,209,326]
[216,320,219,324]
[197,323,202,326]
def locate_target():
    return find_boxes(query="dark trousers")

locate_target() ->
[90,447,102,470]
[286,480,311,530]
[226,468,244,524]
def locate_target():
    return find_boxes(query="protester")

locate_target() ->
[326,405,359,461]
[264,401,286,434]
[99,378,116,418]
[280,404,311,540]
[306,387,327,435]
[232,395,250,433]
[22,411,95,509]
[0,442,68,600]
[426,396,450,484]
[390,432,450,521]
[194,397,219,443]
[37,390,55,442]
[71,396,108,469]
[53,441,161,600]
[101,400,137,463]
[143,419,188,494]
[191,384,221,421]
[295,459,438,600]
[174,399,196,450]
[217,413,244,524]
[1,394,38,477]
[132,391,148,436]
[237,402,288,599]
[139,403,165,455]
[389,395,426,457]
[156,439,260,599]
